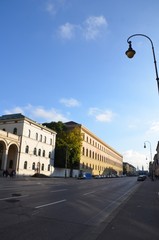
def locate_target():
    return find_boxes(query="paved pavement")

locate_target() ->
[0,176,159,240]
[97,177,159,240]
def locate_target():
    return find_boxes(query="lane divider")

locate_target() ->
[51,189,67,193]
[0,195,29,201]
[83,191,95,196]
[35,199,66,209]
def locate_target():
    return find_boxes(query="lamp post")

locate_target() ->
[125,34,159,93]
[65,146,68,178]
[144,141,152,163]
[144,140,154,180]
[65,146,73,178]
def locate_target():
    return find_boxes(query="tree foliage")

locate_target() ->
[42,121,82,173]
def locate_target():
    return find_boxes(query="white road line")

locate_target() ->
[35,199,66,209]
[83,191,95,196]
[86,184,139,226]
[0,195,29,201]
[0,187,20,191]
[51,189,67,193]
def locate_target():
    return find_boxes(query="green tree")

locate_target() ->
[42,121,82,177]
[65,126,82,176]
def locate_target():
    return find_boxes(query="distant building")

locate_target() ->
[153,141,159,178]
[123,162,136,176]
[0,113,56,176]
[0,114,123,178]
[65,121,123,176]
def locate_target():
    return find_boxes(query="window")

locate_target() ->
[13,128,17,135]
[44,136,46,143]
[28,130,31,138]
[82,162,84,169]
[42,150,45,157]
[38,149,41,156]
[36,133,38,140]
[86,149,88,157]
[41,164,44,171]
[33,148,37,155]
[48,152,51,158]
[82,147,85,155]
[24,161,27,169]
[48,164,50,171]
[37,162,40,172]
[32,162,35,170]
[89,150,91,158]
[40,134,42,142]
[25,145,29,153]
[50,138,52,145]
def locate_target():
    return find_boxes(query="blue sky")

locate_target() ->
[1,0,159,170]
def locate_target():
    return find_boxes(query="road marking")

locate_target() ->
[35,199,66,209]
[51,189,67,193]
[32,210,40,216]
[83,191,95,196]
[0,195,28,201]
[85,184,140,226]
[0,187,20,191]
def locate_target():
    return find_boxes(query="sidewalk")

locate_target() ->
[97,178,159,240]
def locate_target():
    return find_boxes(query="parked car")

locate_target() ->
[137,175,147,181]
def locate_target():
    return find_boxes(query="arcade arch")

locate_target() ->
[0,137,19,173]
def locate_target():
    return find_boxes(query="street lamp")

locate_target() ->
[125,34,159,93]
[144,141,152,163]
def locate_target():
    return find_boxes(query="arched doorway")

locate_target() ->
[0,141,6,170]
[37,162,41,174]
[7,144,18,173]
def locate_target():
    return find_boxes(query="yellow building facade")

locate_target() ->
[65,122,123,176]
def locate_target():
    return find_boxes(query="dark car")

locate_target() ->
[137,175,147,181]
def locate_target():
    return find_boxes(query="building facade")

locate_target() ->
[152,141,159,179]
[65,121,123,176]
[123,162,136,176]
[0,114,56,176]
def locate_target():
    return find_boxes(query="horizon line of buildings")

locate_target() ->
[0,113,141,178]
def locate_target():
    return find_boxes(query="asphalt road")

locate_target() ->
[0,176,139,240]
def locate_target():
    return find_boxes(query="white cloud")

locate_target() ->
[32,107,69,122]
[4,104,69,123]
[45,2,56,15]
[60,98,81,107]
[4,107,24,115]
[45,0,67,15]
[83,15,107,40]
[123,149,147,170]
[149,121,159,132]
[58,15,108,40]
[88,107,114,122]
[58,22,76,39]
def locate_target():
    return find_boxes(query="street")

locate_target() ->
[0,176,139,240]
